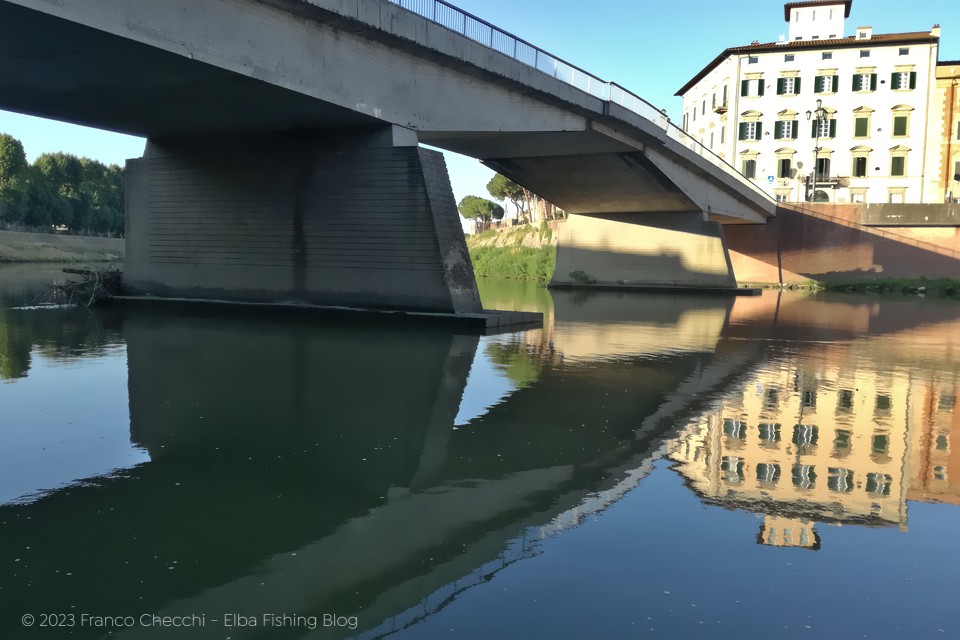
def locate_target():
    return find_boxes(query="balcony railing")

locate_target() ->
[387,0,775,204]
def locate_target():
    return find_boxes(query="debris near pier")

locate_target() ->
[40,266,122,307]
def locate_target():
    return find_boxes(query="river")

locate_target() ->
[1,265,958,639]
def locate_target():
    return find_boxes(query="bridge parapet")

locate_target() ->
[389,0,775,209]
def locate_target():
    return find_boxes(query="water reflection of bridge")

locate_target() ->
[0,290,959,638]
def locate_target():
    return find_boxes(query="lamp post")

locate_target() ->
[805,99,827,202]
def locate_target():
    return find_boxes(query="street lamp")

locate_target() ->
[805,99,827,202]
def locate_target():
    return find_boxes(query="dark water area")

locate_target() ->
[1,268,959,639]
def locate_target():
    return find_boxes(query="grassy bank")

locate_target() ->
[822,277,960,297]
[0,230,124,263]
[466,223,558,282]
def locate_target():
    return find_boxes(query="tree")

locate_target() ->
[457,195,504,224]
[0,134,29,225]
[486,173,526,218]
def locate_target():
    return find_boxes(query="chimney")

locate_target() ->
[856,26,873,40]
[931,24,941,38]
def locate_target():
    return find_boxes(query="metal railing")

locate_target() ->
[388,0,776,204]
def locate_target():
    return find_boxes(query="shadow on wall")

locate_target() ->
[725,204,960,283]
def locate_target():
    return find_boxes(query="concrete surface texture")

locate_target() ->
[552,212,737,289]
[124,127,482,312]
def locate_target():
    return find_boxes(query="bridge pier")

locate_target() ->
[124,125,482,313]
[550,212,738,291]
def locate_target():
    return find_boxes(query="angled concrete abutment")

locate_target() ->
[124,125,482,313]
[551,212,737,290]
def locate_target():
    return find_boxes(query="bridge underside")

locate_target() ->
[0,0,772,300]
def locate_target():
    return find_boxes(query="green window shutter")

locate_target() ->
[774,121,783,138]
[755,122,763,139]
[777,78,785,95]
[833,75,839,90]
[739,122,748,140]
[871,74,878,91]
[741,80,749,96]
[795,77,801,94]
[855,117,868,137]
[758,81,765,96]
[893,116,907,136]
[891,72,899,89]
[829,119,837,137]
[910,71,917,89]
[852,74,858,91]
[815,76,823,93]
[891,156,905,176]
[792,120,799,139]
[812,120,819,137]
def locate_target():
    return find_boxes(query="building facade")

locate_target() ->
[928,61,960,202]
[677,1,944,204]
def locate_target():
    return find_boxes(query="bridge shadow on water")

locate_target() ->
[2,287,960,638]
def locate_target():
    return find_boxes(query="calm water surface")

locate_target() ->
[1,266,959,639]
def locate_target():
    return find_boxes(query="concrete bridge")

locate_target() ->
[0,0,776,312]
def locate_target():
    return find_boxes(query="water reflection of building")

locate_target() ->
[669,351,959,547]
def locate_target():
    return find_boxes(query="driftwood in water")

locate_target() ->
[40,267,122,307]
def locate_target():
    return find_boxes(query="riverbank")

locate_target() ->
[0,230,124,263]
[466,223,558,282]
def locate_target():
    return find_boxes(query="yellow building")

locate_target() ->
[671,351,918,549]
[926,60,960,202]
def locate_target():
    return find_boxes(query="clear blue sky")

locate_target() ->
[1,0,957,212]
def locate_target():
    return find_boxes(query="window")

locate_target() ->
[816,157,831,181]
[759,423,781,442]
[838,389,854,411]
[893,115,908,136]
[860,50,871,58]
[853,156,868,177]
[851,189,867,203]
[710,132,714,149]
[778,157,792,178]
[739,121,762,141]
[793,424,819,452]
[854,73,877,92]
[866,473,893,496]
[934,466,947,481]
[956,121,960,140]
[854,116,870,137]
[834,429,852,455]
[757,463,781,485]
[876,394,892,411]
[955,160,960,182]
[792,464,817,490]
[812,117,835,138]
[872,434,890,455]
[936,434,949,450]
[815,74,837,93]
[764,387,779,409]
[891,156,906,176]
[721,456,745,484]
[889,188,906,203]
[724,418,747,440]
[828,467,854,493]
[775,119,798,140]
[723,85,728,106]
[683,113,688,131]
[748,55,759,64]
[742,159,757,179]
[712,93,716,109]
[777,77,800,95]
[702,100,706,115]
[721,126,725,144]
[741,78,765,97]
[940,395,955,411]
[891,71,917,90]
[785,54,795,62]
[822,52,833,60]
[692,107,697,122]
[899,47,910,56]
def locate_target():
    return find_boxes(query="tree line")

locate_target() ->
[457,173,563,228]
[0,133,125,236]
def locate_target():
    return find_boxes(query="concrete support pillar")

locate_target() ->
[551,212,737,290]
[124,126,481,313]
